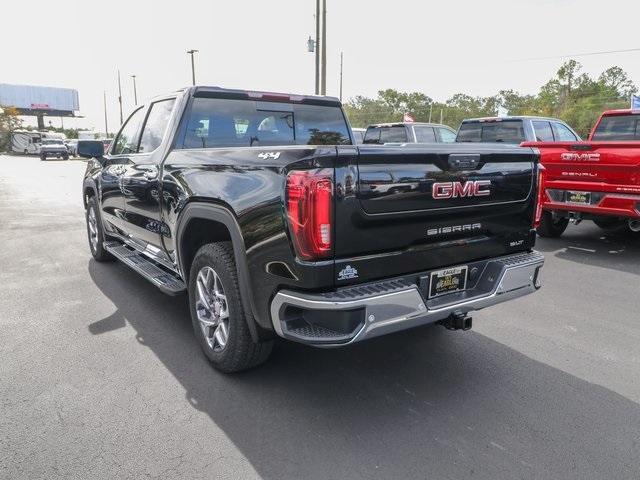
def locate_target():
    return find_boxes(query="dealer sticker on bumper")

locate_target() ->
[429,266,468,298]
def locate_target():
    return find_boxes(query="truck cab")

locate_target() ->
[456,116,580,144]
[364,122,457,144]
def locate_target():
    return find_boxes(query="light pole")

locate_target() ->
[320,0,327,95]
[117,69,123,124]
[131,75,138,105]
[339,51,343,102]
[187,49,199,86]
[103,91,109,137]
[315,0,320,95]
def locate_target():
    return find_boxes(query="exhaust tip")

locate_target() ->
[629,219,640,232]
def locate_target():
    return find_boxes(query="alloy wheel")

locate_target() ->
[195,266,230,352]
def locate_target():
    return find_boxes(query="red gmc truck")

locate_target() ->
[524,109,640,238]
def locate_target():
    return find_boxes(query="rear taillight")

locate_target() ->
[534,164,546,228]
[286,169,333,260]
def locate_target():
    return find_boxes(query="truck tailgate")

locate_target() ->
[523,141,640,188]
[333,144,538,285]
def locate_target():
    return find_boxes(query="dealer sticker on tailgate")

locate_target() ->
[429,266,468,298]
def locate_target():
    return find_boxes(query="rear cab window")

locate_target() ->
[179,97,351,148]
[592,114,640,141]
[379,126,408,143]
[456,120,526,144]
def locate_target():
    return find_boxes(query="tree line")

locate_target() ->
[343,60,637,138]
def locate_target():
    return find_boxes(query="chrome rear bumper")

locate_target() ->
[270,251,544,347]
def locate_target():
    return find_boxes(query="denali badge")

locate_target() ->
[561,153,600,162]
[338,265,358,281]
[258,152,281,160]
[427,223,482,236]
[432,180,491,199]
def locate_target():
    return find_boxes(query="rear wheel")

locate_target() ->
[85,197,113,262]
[188,242,273,373]
[536,211,569,238]
[40,154,46,161]
[593,217,624,230]
[63,154,69,160]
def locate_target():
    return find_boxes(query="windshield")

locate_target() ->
[592,114,640,141]
[179,97,351,148]
[43,139,64,145]
[456,120,525,143]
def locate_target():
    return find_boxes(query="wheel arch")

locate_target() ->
[176,202,262,341]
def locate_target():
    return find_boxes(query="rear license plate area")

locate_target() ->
[566,191,590,204]
[429,266,468,298]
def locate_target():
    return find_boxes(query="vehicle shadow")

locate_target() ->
[87,259,640,480]
[535,222,640,276]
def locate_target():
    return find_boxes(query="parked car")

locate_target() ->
[351,127,366,144]
[456,116,581,144]
[524,109,640,237]
[80,86,544,372]
[364,122,457,144]
[40,139,69,160]
[65,139,78,156]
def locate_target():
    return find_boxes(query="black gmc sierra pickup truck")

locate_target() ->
[80,86,544,372]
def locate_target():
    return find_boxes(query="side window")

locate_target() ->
[363,127,381,144]
[138,99,176,153]
[112,107,146,155]
[413,126,436,143]
[379,126,408,143]
[436,127,456,143]
[532,121,554,141]
[552,122,578,141]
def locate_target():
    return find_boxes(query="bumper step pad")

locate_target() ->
[104,241,185,295]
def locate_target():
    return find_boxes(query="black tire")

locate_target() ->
[63,154,69,160]
[40,154,46,161]
[593,218,624,230]
[188,242,273,373]
[85,196,113,262]
[536,211,569,238]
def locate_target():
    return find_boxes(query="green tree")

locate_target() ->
[0,107,23,152]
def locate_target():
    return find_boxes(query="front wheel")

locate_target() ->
[536,211,569,238]
[188,242,273,373]
[40,154,46,161]
[85,197,112,262]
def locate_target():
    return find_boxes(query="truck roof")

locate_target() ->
[461,115,566,123]
[598,109,640,117]
[366,122,452,128]
[190,86,342,107]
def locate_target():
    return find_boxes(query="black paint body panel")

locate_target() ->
[84,87,539,336]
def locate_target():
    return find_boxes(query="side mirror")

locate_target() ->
[77,140,105,159]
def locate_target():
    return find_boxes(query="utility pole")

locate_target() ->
[440,108,443,125]
[117,69,123,125]
[314,0,320,95]
[103,91,109,137]
[187,49,199,86]
[131,75,138,105]
[339,51,343,102]
[320,0,327,95]
[428,104,433,123]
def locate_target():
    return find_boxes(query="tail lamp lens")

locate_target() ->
[534,164,546,228]
[286,170,333,260]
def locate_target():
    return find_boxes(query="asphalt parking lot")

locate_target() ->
[1,155,639,480]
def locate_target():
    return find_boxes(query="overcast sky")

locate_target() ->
[2,0,639,132]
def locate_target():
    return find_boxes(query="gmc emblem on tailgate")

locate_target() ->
[432,180,491,199]
[561,153,600,162]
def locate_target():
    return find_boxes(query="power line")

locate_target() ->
[510,47,640,63]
